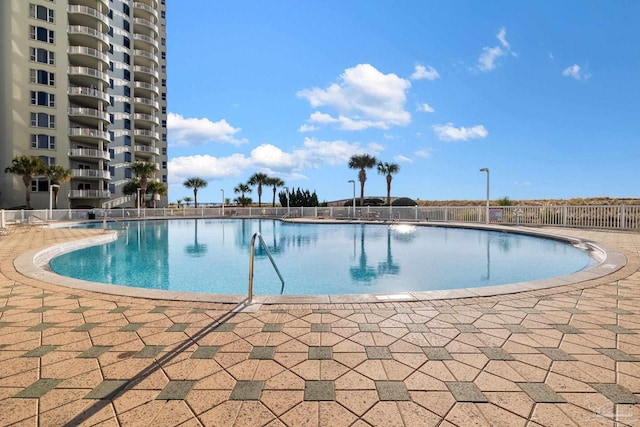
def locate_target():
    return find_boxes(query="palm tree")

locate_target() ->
[233,183,252,207]
[4,155,46,209]
[131,161,158,208]
[183,177,207,208]
[266,176,285,207]
[377,162,400,206]
[123,179,141,207]
[248,172,269,207]
[183,196,193,206]
[45,165,72,209]
[348,154,377,206]
[147,181,167,208]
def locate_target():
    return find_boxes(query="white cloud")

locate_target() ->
[167,138,384,188]
[167,113,247,146]
[297,63,411,130]
[417,102,435,113]
[410,65,440,81]
[394,155,413,163]
[298,124,319,132]
[433,122,488,142]
[562,64,591,81]
[414,147,433,158]
[477,27,515,72]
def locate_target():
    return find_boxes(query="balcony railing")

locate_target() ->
[68,86,110,103]
[68,127,110,140]
[134,97,159,110]
[134,113,160,125]
[68,107,110,121]
[133,1,159,19]
[67,25,109,44]
[134,129,160,139]
[68,46,109,63]
[134,144,160,155]
[134,81,159,95]
[133,65,159,79]
[133,49,159,64]
[133,33,159,50]
[71,169,111,179]
[133,17,159,35]
[69,148,111,161]
[68,66,109,83]
[66,5,109,26]
[69,189,110,199]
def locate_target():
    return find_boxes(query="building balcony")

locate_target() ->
[68,106,110,124]
[133,65,159,80]
[69,189,111,199]
[69,148,111,161]
[133,49,159,67]
[68,127,110,142]
[134,129,160,141]
[133,1,159,20]
[71,169,111,180]
[68,66,109,86]
[134,144,160,156]
[68,85,110,105]
[133,81,160,97]
[133,17,159,36]
[67,25,109,48]
[68,46,109,66]
[67,4,109,27]
[133,33,159,50]
[134,97,159,111]
[134,113,160,126]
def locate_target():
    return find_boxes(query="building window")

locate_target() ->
[31,178,50,192]
[161,92,166,101]
[123,20,130,32]
[161,38,166,46]
[123,3,130,16]
[123,52,130,64]
[161,147,167,155]
[30,4,54,23]
[108,9,113,19]
[31,134,55,149]
[161,106,166,114]
[123,36,130,48]
[125,168,132,179]
[124,102,131,113]
[124,152,132,162]
[123,69,130,81]
[30,112,55,128]
[161,133,166,142]
[108,26,113,37]
[30,47,54,65]
[161,51,166,60]
[30,90,55,107]
[30,26,55,44]
[30,69,54,86]
[124,119,131,129]
[38,156,55,166]
[161,78,166,87]
[162,161,167,169]
[161,119,166,128]
[162,175,167,183]
[124,135,131,146]
[124,86,130,97]
[109,113,114,123]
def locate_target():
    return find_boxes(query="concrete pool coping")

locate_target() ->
[13,220,629,305]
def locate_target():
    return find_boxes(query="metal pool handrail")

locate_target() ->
[248,232,285,302]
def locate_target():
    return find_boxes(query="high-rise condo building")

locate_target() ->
[0,0,168,209]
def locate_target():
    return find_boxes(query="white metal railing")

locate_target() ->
[134,97,159,109]
[67,25,109,44]
[134,65,159,79]
[66,5,109,25]
[134,144,160,154]
[248,232,285,302]
[68,127,110,140]
[134,113,160,125]
[134,129,159,139]
[69,148,110,160]
[68,66,109,83]
[133,49,159,64]
[133,33,159,49]
[67,46,109,63]
[71,169,110,179]
[133,1,159,19]
[68,85,110,102]
[68,107,110,121]
[2,205,639,230]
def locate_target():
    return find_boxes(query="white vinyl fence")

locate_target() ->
[2,204,639,230]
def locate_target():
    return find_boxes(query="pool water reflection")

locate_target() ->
[50,219,594,295]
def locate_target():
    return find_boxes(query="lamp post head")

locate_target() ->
[348,180,355,184]
[480,168,489,172]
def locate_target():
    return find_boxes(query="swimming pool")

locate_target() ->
[49,219,596,296]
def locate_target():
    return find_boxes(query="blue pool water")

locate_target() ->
[50,219,594,296]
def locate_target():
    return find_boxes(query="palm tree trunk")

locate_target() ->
[386,175,392,206]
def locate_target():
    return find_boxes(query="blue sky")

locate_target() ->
[166,0,639,205]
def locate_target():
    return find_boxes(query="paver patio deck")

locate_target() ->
[0,225,638,426]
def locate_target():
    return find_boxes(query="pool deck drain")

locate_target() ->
[0,224,639,425]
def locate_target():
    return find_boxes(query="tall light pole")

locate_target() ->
[283,186,290,215]
[480,168,490,223]
[220,189,224,216]
[348,180,356,219]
